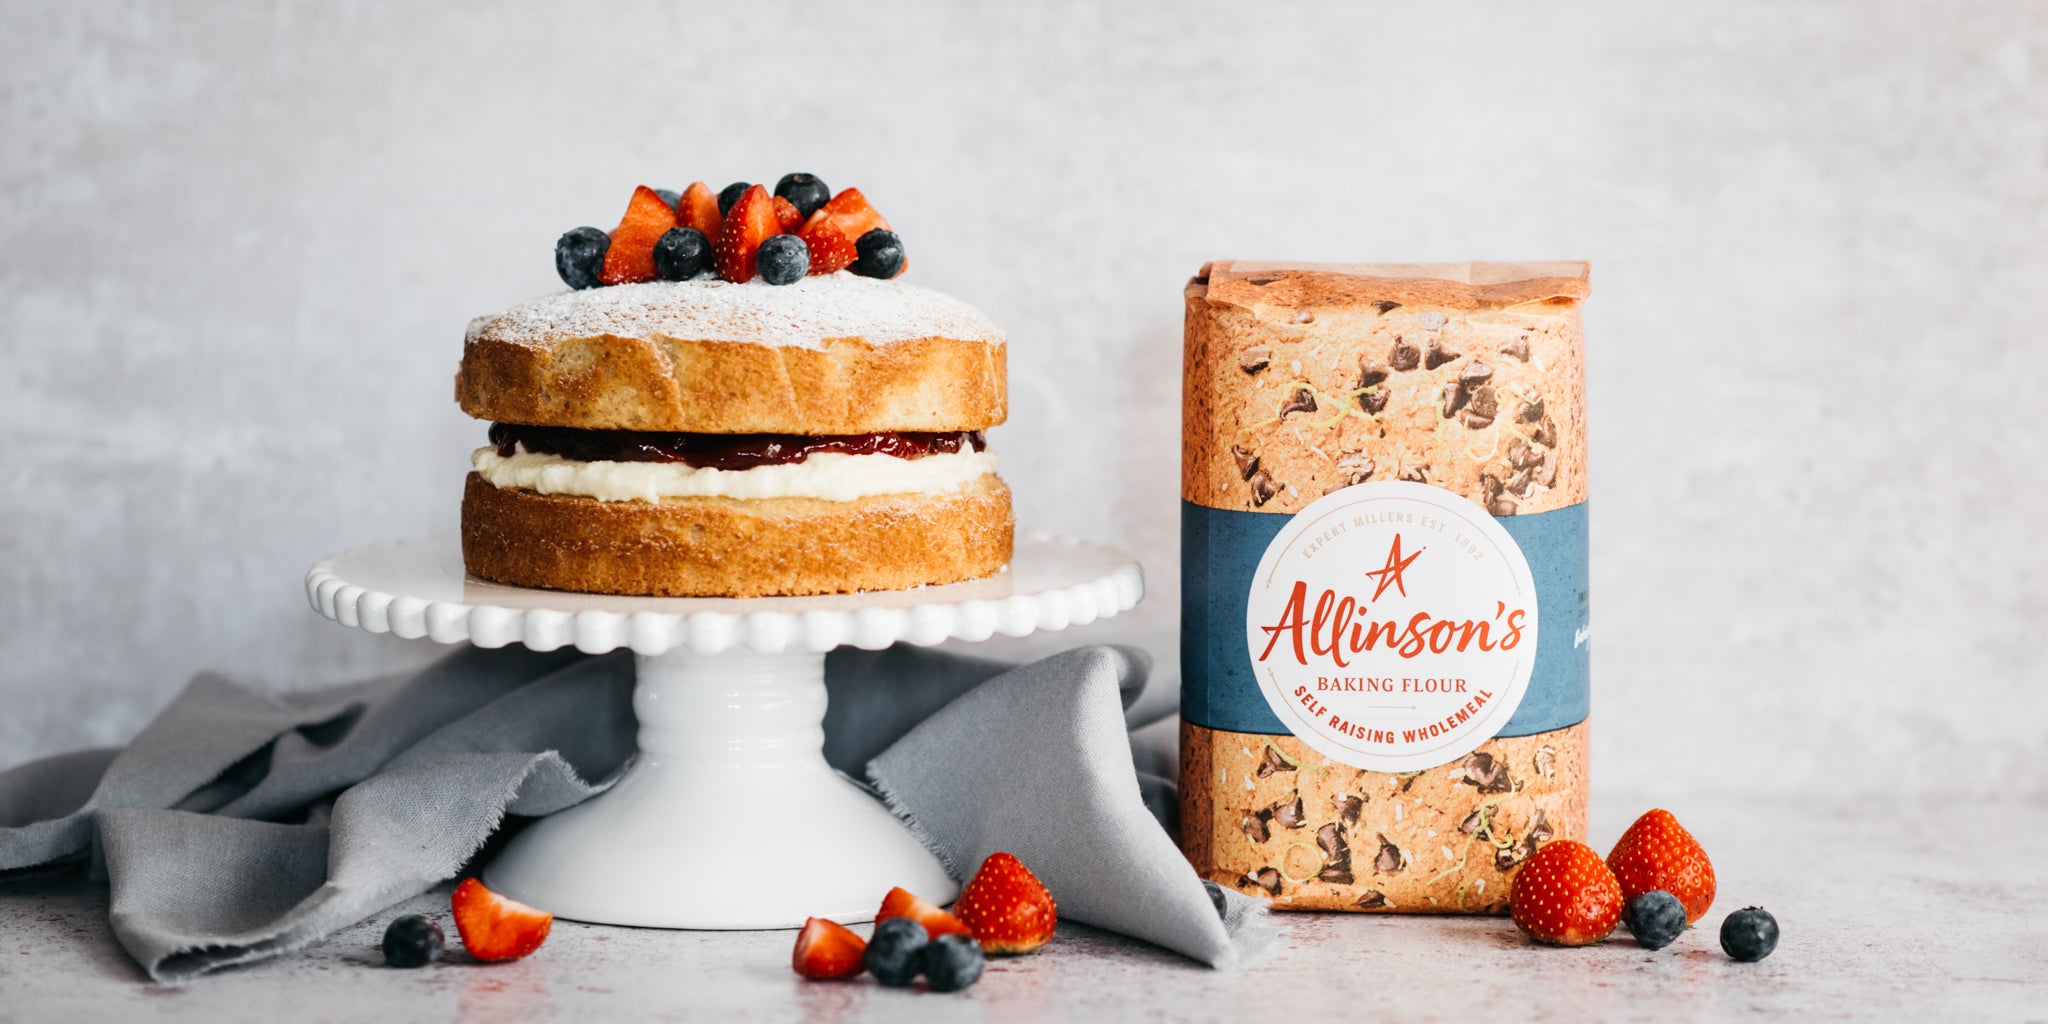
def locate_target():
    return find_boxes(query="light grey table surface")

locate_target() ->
[3,793,2038,1023]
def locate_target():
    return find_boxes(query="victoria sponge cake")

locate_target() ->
[456,175,1012,597]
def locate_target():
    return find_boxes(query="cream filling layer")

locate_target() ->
[472,445,1000,503]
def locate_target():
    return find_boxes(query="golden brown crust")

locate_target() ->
[460,472,1014,597]
[457,333,1006,434]
[1194,260,1590,315]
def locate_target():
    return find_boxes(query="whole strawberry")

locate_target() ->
[951,852,1057,955]
[1607,809,1716,924]
[1510,839,1622,946]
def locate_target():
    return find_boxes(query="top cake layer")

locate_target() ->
[458,276,1007,434]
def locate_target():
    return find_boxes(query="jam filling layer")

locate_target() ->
[488,423,987,471]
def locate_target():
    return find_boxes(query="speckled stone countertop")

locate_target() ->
[2,794,2039,1023]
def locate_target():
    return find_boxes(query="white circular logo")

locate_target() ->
[1244,481,1538,772]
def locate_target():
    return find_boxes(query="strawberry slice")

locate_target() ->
[1509,840,1622,946]
[790,916,866,980]
[798,217,859,275]
[450,877,553,961]
[875,886,973,940]
[597,185,679,286]
[714,184,778,283]
[951,852,1056,954]
[772,195,804,234]
[677,181,722,240]
[1607,809,1716,924]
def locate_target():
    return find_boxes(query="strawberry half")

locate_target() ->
[450,877,553,961]
[952,852,1056,955]
[714,184,778,283]
[1607,808,1716,924]
[772,195,804,234]
[790,916,866,980]
[797,188,890,275]
[1509,839,1622,946]
[677,181,722,240]
[875,886,973,940]
[597,185,679,286]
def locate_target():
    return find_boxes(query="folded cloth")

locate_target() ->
[0,644,1268,982]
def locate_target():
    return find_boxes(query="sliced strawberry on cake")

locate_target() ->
[799,188,891,275]
[714,184,779,283]
[597,185,680,286]
[677,181,722,240]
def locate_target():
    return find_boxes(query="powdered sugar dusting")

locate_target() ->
[469,275,1005,349]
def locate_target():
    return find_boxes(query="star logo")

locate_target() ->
[1363,534,1423,601]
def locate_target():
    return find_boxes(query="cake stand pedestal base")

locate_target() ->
[483,649,951,929]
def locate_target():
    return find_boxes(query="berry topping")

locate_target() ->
[772,195,804,234]
[756,234,809,285]
[597,185,680,286]
[717,181,751,215]
[798,217,859,276]
[652,227,711,281]
[1622,890,1687,950]
[380,914,444,968]
[450,877,553,962]
[653,187,681,212]
[775,172,831,219]
[714,184,779,283]
[554,226,610,291]
[1509,840,1622,947]
[851,228,905,280]
[917,933,985,992]
[875,886,973,940]
[677,181,722,239]
[952,852,1057,955]
[790,916,866,980]
[863,916,928,987]
[1720,906,1779,962]
[1607,809,1716,925]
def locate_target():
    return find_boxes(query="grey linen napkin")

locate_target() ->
[0,643,1267,982]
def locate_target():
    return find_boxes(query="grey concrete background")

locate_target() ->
[3,1,2043,810]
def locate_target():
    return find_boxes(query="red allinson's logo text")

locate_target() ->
[1256,533,1527,668]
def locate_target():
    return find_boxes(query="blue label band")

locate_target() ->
[1181,499,1589,738]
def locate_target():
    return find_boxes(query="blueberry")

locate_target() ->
[554,226,610,290]
[718,181,752,215]
[850,229,904,279]
[381,914,444,968]
[917,933,984,992]
[1720,906,1779,962]
[653,188,681,212]
[863,917,928,987]
[773,173,831,219]
[1623,890,1687,950]
[755,234,809,285]
[653,227,711,281]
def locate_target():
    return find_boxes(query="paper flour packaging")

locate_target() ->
[1179,261,1591,912]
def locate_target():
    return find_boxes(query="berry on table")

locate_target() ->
[554,226,610,290]
[1607,809,1716,924]
[450,877,553,962]
[791,916,866,980]
[714,185,779,283]
[875,886,973,939]
[717,181,752,215]
[918,933,985,992]
[597,185,681,286]
[652,227,711,281]
[1622,889,1687,949]
[1509,839,1622,946]
[851,228,905,279]
[756,234,809,285]
[380,914,444,968]
[1720,906,1779,962]
[863,916,929,987]
[774,172,831,219]
[952,851,1057,955]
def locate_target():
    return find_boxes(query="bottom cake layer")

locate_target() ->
[1179,719,1590,913]
[461,471,1015,597]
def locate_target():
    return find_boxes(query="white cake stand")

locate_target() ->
[306,532,1142,930]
